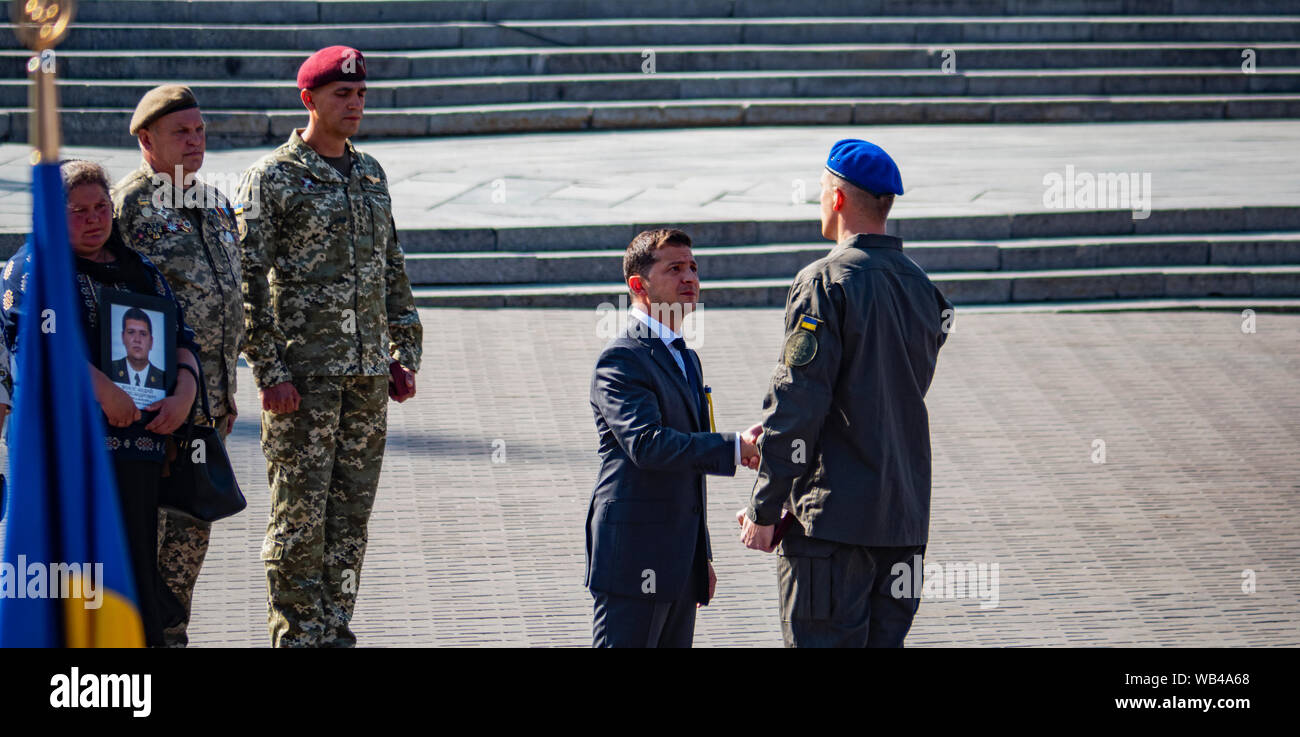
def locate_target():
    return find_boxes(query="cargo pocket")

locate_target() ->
[778,531,837,622]
[260,537,285,562]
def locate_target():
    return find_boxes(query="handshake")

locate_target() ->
[738,422,763,471]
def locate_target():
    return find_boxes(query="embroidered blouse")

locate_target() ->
[1,224,201,463]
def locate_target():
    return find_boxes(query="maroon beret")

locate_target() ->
[296,46,367,90]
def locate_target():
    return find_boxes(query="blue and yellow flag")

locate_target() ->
[0,163,144,647]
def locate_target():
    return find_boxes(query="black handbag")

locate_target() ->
[158,364,245,522]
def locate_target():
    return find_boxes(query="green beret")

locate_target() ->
[129,85,199,135]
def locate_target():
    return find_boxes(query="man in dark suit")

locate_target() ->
[586,228,759,648]
[111,307,165,390]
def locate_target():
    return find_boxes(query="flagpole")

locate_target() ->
[11,0,76,163]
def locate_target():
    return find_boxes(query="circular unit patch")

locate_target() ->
[783,330,818,367]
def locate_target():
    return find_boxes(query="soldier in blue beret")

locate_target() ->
[736,139,954,647]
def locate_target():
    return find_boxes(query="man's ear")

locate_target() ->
[832,187,845,212]
[628,274,645,296]
[137,128,153,154]
[300,88,314,112]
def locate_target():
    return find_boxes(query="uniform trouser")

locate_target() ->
[155,415,227,648]
[778,534,926,648]
[260,376,388,648]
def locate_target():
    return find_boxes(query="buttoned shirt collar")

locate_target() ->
[630,305,683,347]
[630,305,688,378]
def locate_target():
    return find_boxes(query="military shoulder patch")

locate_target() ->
[797,314,822,332]
[784,330,818,367]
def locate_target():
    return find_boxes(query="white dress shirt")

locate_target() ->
[630,307,741,466]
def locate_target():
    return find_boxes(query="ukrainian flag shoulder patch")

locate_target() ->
[797,314,822,332]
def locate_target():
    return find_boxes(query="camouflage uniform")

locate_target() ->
[236,128,422,648]
[112,162,245,648]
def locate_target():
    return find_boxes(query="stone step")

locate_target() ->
[5,43,1297,79]
[407,265,1300,307]
[338,207,1300,254]
[401,233,1300,286]
[65,0,1300,25]
[8,17,1298,52]
[7,93,1298,147]
[5,207,1295,258]
[9,68,1297,111]
[950,297,1300,313]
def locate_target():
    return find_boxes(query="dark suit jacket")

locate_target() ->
[586,320,737,603]
[110,357,165,390]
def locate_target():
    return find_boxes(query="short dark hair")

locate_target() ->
[122,307,152,335]
[827,171,894,221]
[60,159,112,200]
[623,228,692,282]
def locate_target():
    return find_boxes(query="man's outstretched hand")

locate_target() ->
[739,423,763,469]
[736,508,775,553]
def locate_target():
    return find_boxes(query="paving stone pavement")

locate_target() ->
[2,307,1296,646]
[0,120,1298,232]
[19,305,1300,648]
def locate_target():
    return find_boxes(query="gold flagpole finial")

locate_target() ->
[10,0,77,163]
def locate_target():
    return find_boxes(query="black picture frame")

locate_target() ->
[98,288,176,410]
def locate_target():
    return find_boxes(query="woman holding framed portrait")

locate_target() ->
[1,160,202,646]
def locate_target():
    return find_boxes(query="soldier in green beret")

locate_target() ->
[112,84,245,647]
[236,46,422,647]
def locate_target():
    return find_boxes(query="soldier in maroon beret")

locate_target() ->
[236,45,422,647]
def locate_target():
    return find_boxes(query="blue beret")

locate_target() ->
[825,139,903,196]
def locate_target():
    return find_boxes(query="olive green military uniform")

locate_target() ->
[237,129,422,648]
[113,163,245,648]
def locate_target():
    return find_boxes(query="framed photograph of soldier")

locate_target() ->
[98,288,176,410]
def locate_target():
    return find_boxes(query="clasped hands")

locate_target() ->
[738,422,762,470]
